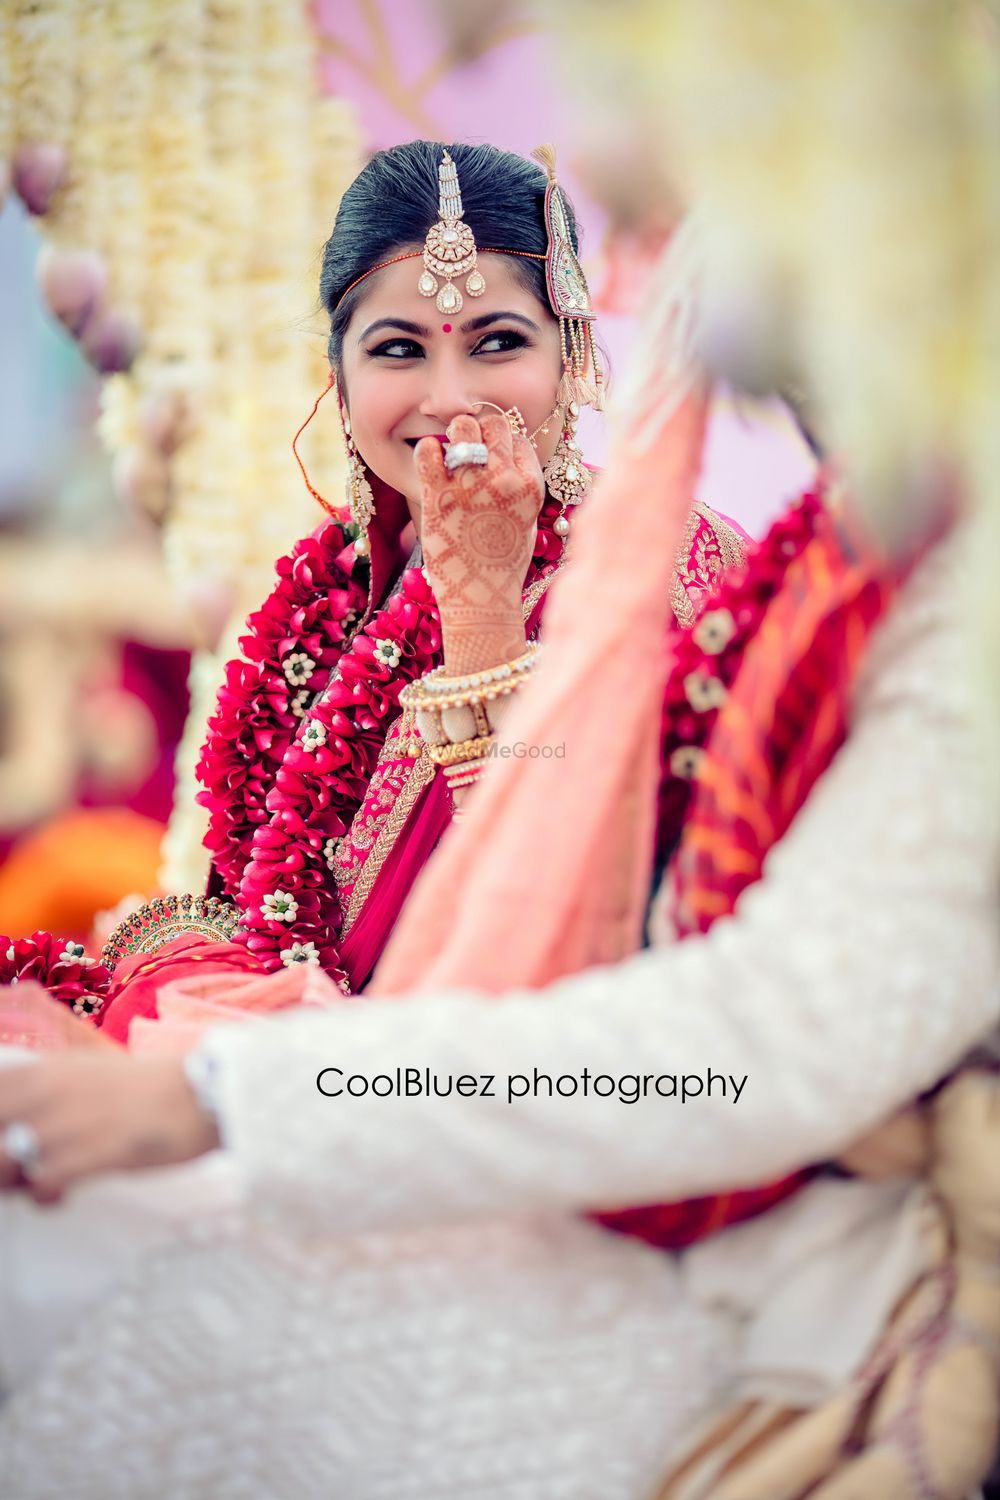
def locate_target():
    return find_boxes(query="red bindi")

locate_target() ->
[441,323,452,333]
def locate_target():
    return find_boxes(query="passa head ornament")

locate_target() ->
[532,143,604,414]
[529,144,601,526]
[417,144,604,412]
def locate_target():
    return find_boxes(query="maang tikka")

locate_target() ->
[417,149,486,315]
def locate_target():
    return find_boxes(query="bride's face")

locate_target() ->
[339,252,563,513]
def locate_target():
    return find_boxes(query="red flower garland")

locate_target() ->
[655,485,824,859]
[0,932,112,1016]
[197,500,571,983]
[0,490,820,1016]
[196,522,369,899]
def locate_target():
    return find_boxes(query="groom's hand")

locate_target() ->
[0,1052,219,1202]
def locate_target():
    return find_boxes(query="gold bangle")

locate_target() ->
[470,698,491,738]
[427,735,494,767]
[400,671,531,716]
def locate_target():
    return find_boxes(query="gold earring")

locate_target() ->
[542,400,591,536]
[337,399,375,558]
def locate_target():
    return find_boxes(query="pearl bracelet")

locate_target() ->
[419,643,540,696]
[400,647,539,717]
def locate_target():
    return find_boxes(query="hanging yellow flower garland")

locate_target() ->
[3,0,361,890]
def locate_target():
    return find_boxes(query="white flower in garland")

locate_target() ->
[684,670,728,713]
[373,638,403,670]
[58,941,95,966]
[280,939,320,968]
[261,890,299,924]
[301,719,327,753]
[323,837,340,872]
[669,745,705,781]
[289,689,310,719]
[5,945,14,963]
[283,651,316,687]
[693,608,736,656]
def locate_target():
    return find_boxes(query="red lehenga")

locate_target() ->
[0,479,746,1044]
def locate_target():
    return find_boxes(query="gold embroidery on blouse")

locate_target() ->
[522,554,566,620]
[705,503,748,573]
[336,557,567,937]
[671,501,747,626]
[381,706,422,761]
[340,753,436,935]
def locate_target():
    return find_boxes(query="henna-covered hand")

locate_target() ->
[415,412,544,675]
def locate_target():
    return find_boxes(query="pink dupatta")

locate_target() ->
[371,389,709,996]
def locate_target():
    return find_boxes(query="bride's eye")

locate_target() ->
[473,329,530,355]
[367,338,423,359]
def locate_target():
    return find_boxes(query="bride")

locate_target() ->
[1,137,744,1035]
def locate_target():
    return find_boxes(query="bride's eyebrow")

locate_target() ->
[358,317,430,342]
[460,311,541,335]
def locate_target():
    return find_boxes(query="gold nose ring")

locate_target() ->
[470,399,529,439]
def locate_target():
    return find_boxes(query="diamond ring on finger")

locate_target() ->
[2,1120,42,1179]
[443,441,489,470]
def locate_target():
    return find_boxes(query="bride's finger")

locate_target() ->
[445,413,483,449]
[511,434,546,511]
[414,435,447,491]
[479,412,514,468]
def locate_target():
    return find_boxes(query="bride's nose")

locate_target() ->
[416,351,479,430]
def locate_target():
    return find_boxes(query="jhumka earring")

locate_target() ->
[417,149,486,315]
[292,374,375,562]
[532,145,604,535]
[335,376,375,558]
[542,398,587,537]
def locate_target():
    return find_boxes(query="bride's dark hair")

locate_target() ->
[320,140,581,368]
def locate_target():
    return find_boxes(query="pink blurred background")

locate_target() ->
[314,0,816,535]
